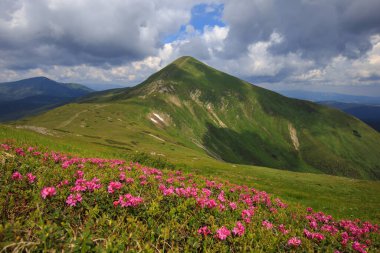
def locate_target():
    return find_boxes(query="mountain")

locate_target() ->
[83,83,126,91]
[278,90,380,105]
[318,101,380,132]
[17,57,380,180]
[0,77,93,121]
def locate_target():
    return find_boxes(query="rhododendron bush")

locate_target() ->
[0,142,379,252]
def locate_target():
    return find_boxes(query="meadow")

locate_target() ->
[1,125,379,223]
[1,141,379,252]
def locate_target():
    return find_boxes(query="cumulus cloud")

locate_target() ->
[290,35,380,86]
[0,0,208,69]
[0,0,379,95]
[221,0,380,62]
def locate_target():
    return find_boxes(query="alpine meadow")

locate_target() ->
[1,1,380,252]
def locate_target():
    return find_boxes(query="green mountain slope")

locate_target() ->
[17,56,380,179]
[0,77,93,121]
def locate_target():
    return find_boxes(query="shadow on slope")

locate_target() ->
[202,122,303,171]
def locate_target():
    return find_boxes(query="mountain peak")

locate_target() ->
[25,76,55,82]
[171,56,199,65]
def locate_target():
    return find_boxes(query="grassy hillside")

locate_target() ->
[17,56,380,180]
[1,139,379,252]
[1,125,379,223]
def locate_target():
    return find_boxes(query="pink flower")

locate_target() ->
[71,179,87,192]
[269,207,278,214]
[125,178,134,184]
[15,148,25,156]
[41,187,56,199]
[304,229,313,239]
[86,177,102,191]
[309,220,318,229]
[215,226,231,240]
[166,177,175,184]
[262,220,274,230]
[307,207,313,213]
[108,181,123,194]
[218,191,226,202]
[321,224,338,235]
[275,198,288,208]
[287,237,301,247]
[61,161,71,169]
[206,199,218,209]
[198,226,211,236]
[66,193,83,206]
[340,232,349,246]
[304,229,325,242]
[352,241,367,253]
[119,172,126,181]
[12,171,23,181]
[242,209,254,223]
[232,221,245,236]
[75,170,84,178]
[313,233,325,242]
[114,194,144,207]
[161,185,175,196]
[229,202,237,210]
[278,224,289,235]
[206,180,216,188]
[26,173,36,183]
[57,179,69,188]
[1,144,10,150]
[201,188,212,197]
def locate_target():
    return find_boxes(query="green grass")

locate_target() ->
[1,125,379,223]
[18,56,380,180]
[3,56,380,224]
[2,142,378,252]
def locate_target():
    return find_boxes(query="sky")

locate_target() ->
[1,0,380,95]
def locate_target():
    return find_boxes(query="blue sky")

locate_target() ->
[162,3,225,44]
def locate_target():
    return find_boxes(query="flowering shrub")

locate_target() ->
[40,186,57,199]
[66,193,83,206]
[0,142,379,252]
[288,237,302,247]
[215,226,231,240]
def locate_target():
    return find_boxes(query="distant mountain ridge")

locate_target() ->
[318,101,380,132]
[19,57,380,180]
[278,90,380,105]
[275,90,380,132]
[82,83,126,91]
[0,77,93,121]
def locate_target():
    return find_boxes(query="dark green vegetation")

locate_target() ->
[0,76,93,121]
[16,56,380,180]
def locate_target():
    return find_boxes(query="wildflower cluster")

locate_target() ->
[1,143,379,252]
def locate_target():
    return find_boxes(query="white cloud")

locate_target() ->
[289,34,380,86]
[0,0,379,95]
